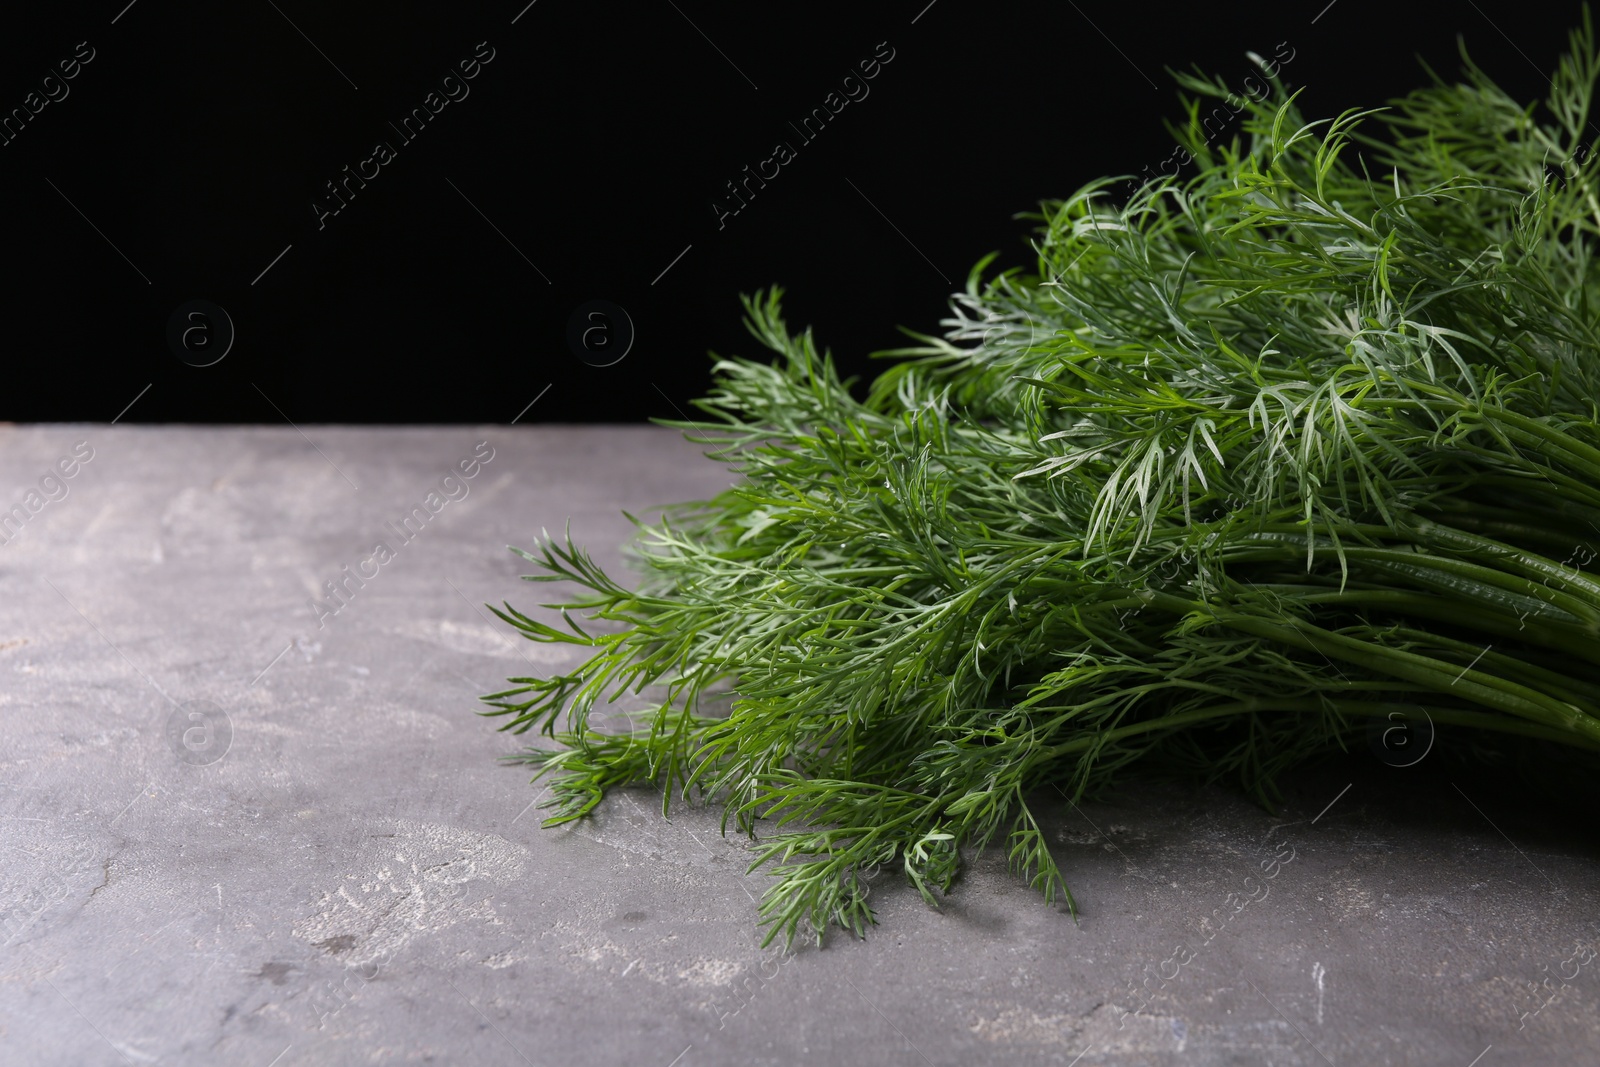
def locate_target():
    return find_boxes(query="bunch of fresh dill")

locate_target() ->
[483,13,1600,948]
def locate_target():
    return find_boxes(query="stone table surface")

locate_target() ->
[0,424,1596,1067]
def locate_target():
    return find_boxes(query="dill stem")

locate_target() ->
[1036,698,1600,763]
[1241,587,1600,667]
[1138,590,1600,743]
[1225,536,1600,623]
[1414,514,1590,556]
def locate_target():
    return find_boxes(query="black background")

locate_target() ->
[0,1,1583,424]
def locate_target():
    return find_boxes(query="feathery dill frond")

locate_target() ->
[484,9,1600,948]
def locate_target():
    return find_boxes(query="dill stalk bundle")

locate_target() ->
[483,15,1600,948]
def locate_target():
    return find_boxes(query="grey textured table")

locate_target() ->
[1,425,1596,1066]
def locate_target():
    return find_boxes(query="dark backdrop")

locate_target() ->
[0,1,1582,424]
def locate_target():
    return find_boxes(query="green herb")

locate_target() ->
[483,11,1600,949]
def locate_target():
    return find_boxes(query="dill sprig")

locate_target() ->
[483,10,1600,948]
